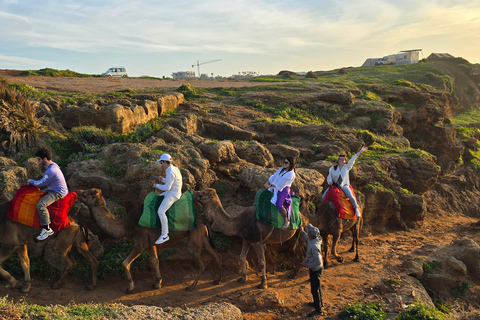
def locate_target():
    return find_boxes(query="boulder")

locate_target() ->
[0,157,28,202]
[234,141,274,167]
[202,118,257,141]
[198,140,238,164]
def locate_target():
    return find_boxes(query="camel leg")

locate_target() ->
[16,245,31,292]
[331,232,344,263]
[252,242,267,289]
[74,239,99,291]
[186,234,205,291]
[202,229,223,285]
[0,244,20,290]
[351,224,360,262]
[122,245,146,293]
[238,240,251,284]
[320,231,329,268]
[146,245,162,289]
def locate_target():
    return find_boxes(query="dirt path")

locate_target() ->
[1,214,478,319]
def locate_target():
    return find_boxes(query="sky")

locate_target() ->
[1,0,480,78]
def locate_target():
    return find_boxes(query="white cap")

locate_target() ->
[157,154,172,162]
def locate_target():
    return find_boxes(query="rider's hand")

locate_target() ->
[328,181,333,186]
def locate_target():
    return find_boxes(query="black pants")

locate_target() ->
[309,268,323,312]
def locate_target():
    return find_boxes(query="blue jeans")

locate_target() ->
[36,190,64,226]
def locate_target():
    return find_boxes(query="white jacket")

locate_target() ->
[327,151,361,188]
[268,167,296,205]
[155,165,182,200]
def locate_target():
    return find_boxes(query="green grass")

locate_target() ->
[453,109,480,125]
[339,301,386,320]
[19,68,99,77]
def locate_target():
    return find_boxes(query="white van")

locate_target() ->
[102,67,128,77]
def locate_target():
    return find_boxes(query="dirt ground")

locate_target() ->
[1,72,480,319]
[0,69,285,93]
[0,215,479,319]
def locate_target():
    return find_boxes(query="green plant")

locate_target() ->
[451,281,471,298]
[422,260,439,274]
[339,301,386,320]
[396,301,447,320]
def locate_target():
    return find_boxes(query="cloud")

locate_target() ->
[0,54,50,66]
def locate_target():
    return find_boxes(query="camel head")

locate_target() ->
[76,188,107,207]
[193,188,222,222]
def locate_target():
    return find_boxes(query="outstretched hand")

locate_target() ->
[361,146,368,153]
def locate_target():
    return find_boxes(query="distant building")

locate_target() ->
[426,53,454,60]
[362,49,422,67]
[172,71,195,79]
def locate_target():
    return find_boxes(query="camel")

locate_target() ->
[0,201,98,293]
[76,188,223,293]
[194,188,307,289]
[308,200,361,267]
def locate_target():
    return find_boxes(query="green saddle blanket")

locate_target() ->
[254,189,302,229]
[139,190,197,231]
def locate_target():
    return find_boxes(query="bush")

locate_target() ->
[339,301,386,320]
[0,79,42,154]
[305,71,317,79]
[396,301,447,320]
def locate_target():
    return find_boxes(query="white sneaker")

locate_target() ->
[355,208,361,217]
[37,228,54,241]
[155,235,169,245]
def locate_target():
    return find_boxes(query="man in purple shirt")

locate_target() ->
[28,148,69,240]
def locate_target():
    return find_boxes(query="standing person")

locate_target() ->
[152,154,182,245]
[300,224,324,317]
[28,148,69,241]
[264,156,296,230]
[324,146,367,217]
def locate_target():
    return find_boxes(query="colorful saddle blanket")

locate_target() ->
[254,189,302,229]
[322,185,358,219]
[7,185,76,231]
[139,190,197,231]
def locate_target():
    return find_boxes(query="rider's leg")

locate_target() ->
[341,186,361,217]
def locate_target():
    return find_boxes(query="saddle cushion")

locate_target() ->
[139,190,197,231]
[254,189,302,229]
[322,185,358,219]
[7,185,75,231]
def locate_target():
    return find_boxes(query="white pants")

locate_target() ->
[157,195,177,236]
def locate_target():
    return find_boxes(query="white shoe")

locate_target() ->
[37,228,54,241]
[355,208,361,217]
[155,235,169,245]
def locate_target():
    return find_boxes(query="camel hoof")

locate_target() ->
[185,285,195,291]
[348,247,355,253]
[336,256,344,263]
[85,284,96,291]
[152,277,163,289]
[213,279,221,285]
[51,282,61,290]
[126,284,135,293]
[21,285,31,293]
[257,282,267,289]
[237,277,246,284]
[353,257,360,262]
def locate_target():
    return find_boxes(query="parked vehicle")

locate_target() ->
[102,67,128,77]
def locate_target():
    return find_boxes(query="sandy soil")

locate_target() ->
[1,72,479,319]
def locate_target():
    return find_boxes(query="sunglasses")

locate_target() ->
[159,160,165,163]
[284,160,290,164]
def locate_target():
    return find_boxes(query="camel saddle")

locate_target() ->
[253,189,302,229]
[7,185,75,231]
[139,190,196,231]
[322,185,358,219]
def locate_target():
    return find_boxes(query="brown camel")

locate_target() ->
[0,201,98,293]
[76,188,223,293]
[308,200,361,267]
[194,188,307,289]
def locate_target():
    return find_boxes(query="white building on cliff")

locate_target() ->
[362,49,422,67]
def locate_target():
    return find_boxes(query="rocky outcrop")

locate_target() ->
[0,157,27,202]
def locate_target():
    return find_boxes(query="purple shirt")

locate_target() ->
[29,162,68,197]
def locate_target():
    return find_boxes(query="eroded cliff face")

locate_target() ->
[1,78,479,234]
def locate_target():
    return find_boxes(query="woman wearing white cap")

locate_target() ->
[152,154,183,244]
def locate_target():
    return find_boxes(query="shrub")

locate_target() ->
[0,79,42,154]
[396,301,447,320]
[339,301,386,320]
[305,71,318,79]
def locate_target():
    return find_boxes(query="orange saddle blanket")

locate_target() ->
[321,185,358,219]
[7,185,76,231]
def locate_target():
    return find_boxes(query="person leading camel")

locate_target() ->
[300,224,324,317]
[152,153,182,245]
[264,156,296,230]
[323,146,367,217]
[28,147,69,241]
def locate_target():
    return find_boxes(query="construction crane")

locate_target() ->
[192,59,222,78]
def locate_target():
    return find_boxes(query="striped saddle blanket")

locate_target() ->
[322,185,358,219]
[7,185,76,231]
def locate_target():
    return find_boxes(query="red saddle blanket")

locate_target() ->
[321,185,358,219]
[7,185,76,231]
